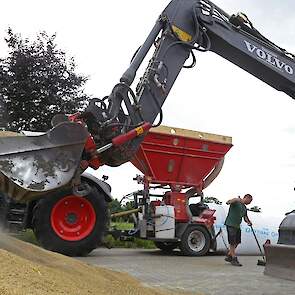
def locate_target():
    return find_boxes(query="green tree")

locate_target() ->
[0,28,90,132]
[204,196,222,205]
[109,199,136,223]
[249,206,261,212]
[109,199,123,214]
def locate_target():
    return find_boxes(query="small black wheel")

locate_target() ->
[179,225,210,256]
[154,241,178,252]
[33,185,108,256]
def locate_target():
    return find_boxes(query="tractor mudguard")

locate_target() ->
[81,172,113,202]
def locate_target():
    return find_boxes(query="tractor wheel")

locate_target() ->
[32,185,108,256]
[154,241,178,252]
[179,225,210,256]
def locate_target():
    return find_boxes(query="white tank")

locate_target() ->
[155,205,175,239]
[209,203,282,255]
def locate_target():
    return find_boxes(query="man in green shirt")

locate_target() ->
[224,194,253,266]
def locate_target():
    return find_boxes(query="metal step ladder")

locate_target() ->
[0,193,28,232]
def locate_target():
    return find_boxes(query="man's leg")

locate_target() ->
[225,249,233,262]
[229,244,236,257]
[225,226,236,262]
[230,228,242,266]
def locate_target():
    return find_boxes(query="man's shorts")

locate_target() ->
[226,225,241,246]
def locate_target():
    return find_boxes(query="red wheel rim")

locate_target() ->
[51,195,96,241]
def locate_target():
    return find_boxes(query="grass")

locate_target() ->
[14,229,39,246]
[111,221,134,230]
[104,235,156,249]
[106,222,156,249]
[14,223,156,250]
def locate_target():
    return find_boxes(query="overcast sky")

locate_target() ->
[1,1,295,218]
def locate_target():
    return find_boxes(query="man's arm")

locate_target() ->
[244,214,252,226]
[226,197,242,205]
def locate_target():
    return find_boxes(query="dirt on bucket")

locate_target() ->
[0,233,191,295]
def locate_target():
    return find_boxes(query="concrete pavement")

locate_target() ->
[77,248,295,295]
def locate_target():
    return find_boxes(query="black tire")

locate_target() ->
[32,185,108,256]
[154,241,178,252]
[179,225,211,256]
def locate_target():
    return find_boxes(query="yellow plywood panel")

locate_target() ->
[150,125,232,144]
[0,131,20,137]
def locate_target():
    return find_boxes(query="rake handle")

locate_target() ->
[250,225,265,258]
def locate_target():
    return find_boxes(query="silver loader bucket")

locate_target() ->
[264,244,295,281]
[0,122,88,202]
[264,213,295,281]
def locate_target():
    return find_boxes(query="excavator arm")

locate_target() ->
[0,0,294,201]
[84,0,295,166]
